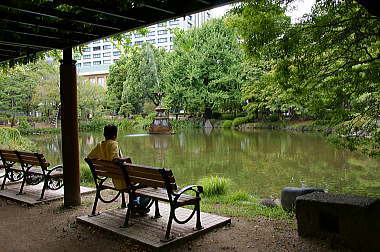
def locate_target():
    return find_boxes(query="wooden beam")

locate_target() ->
[0,20,97,42]
[0,1,124,31]
[0,8,110,38]
[60,48,81,207]
[0,31,68,49]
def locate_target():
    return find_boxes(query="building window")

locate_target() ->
[134,33,143,38]
[158,38,167,43]
[170,45,173,50]
[93,46,101,51]
[147,39,156,44]
[103,59,111,64]
[76,63,81,67]
[89,78,96,84]
[158,30,167,35]
[83,54,91,59]
[170,37,173,42]
[147,31,155,37]
[103,52,111,57]
[135,41,143,45]
[74,54,81,60]
[97,77,104,86]
[169,19,179,25]
[113,44,117,49]
[93,40,101,44]
[93,61,101,65]
[113,51,121,56]
[83,47,90,52]
[157,22,166,27]
[103,45,111,50]
[93,53,101,58]
[83,62,91,67]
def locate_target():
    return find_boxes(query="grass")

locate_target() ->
[200,192,292,220]
[198,176,231,197]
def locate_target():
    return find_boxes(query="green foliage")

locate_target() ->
[79,118,111,131]
[18,118,32,130]
[230,0,380,155]
[0,127,34,150]
[221,120,233,128]
[198,176,231,197]
[169,119,201,129]
[220,113,235,120]
[162,18,244,118]
[232,117,250,127]
[78,79,106,120]
[80,163,94,187]
[107,44,166,115]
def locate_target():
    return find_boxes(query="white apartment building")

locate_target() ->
[75,11,212,88]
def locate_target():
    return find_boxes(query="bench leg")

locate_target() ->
[17,176,26,195]
[1,171,7,190]
[161,209,175,242]
[153,200,161,219]
[121,192,126,208]
[121,193,134,228]
[195,201,203,230]
[39,180,48,201]
[89,191,100,216]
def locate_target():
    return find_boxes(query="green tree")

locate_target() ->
[162,18,244,118]
[230,0,380,155]
[78,79,106,119]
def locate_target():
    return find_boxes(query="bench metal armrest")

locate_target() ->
[174,185,203,198]
[46,164,63,175]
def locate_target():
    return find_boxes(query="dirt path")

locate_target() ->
[0,195,343,252]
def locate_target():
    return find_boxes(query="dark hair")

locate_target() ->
[104,124,118,140]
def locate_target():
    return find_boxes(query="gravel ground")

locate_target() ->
[0,193,348,252]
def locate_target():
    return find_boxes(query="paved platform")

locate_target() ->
[77,203,231,250]
[0,182,96,205]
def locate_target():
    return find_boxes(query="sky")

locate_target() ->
[211,0,315,23]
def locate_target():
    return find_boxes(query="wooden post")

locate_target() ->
[60,48,81,206]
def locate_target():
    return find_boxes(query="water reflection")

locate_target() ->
[29,129,380,198]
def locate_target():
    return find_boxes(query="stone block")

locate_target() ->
[280,187,324,211]
[296,192,380,251]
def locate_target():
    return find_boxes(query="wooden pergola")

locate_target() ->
[0,0,235,206]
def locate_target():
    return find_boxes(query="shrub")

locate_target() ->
[198,176,231,197]
[80,163,93,186]
[220,113,235,120]
[0,127,34,150]
[232,116,250,127]
[221,120,232,128]
[170,119,201,129]
[18,118,32,130]
[267,114,280,122]
[117,118,136,130]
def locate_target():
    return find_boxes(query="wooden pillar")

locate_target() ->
[60,48,81,206]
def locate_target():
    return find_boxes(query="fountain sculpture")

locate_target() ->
[148,104,174,135]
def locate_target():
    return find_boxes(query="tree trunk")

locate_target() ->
[204,107,212,119]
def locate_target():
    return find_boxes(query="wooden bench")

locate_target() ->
[84,157,131,216]
[124,163,203,242]
[85,158,203,242]
[0,150,63,200]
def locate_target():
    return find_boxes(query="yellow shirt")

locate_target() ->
[87,140,126,189]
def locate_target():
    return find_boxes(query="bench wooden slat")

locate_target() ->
[91,159,120,169]
[135,187,197,205]
[126,164,173,175]
[1,156,19,163]
[95,170,124,180]
[127,169,176,183]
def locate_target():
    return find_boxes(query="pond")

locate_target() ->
[29,128,380,198]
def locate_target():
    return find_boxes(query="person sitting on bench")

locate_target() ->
[88,124,150,214]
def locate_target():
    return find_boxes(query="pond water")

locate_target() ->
[29,128,380,198]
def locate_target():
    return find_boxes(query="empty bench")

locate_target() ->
[85,158,203,242]
[0,150,64,200]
